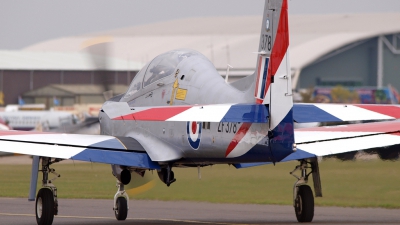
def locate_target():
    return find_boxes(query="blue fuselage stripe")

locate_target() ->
[222,104,269,123]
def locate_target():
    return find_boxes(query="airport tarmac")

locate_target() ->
[0,198,399,225]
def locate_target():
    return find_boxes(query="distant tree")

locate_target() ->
[300,87,314,103]
[330,85,360,103]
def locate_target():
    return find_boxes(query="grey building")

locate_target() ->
[292,14,400,91]
[0,51,140,105]
[1,13,399,106]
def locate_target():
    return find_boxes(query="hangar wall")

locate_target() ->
[0,70,135,105]
[298,33,400,91]
[383,35,400,88]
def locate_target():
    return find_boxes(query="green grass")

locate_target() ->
[1,159,400,208]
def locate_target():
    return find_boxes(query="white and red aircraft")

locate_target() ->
[2,1,400,224]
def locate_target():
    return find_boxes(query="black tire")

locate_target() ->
[294,185,314,223]
[114,197,128,221]
[35,188,55,225]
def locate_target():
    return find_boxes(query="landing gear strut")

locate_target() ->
[113,181,129,220]
[290,158,322,223]
[35,157,61,225]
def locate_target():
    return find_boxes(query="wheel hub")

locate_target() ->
[295,195,302,215]
[36,197,43,219]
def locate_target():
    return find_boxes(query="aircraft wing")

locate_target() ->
[234,120,400,168]
[293,103,400,123]
[284,120,400,162]
[0,130,159,169]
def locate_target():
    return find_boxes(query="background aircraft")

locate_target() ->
[0,111,77,131]
[1,0,400,225]
[0,104,77,131]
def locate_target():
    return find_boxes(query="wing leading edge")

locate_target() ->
[0,131,159,169]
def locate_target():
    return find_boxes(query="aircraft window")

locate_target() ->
[124,63,149,98]
[202,122,210,130]
[143,49,204,87]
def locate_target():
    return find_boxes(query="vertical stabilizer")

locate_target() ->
[255,0,293,129]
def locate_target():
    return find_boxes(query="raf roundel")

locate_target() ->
[186,121,202,150]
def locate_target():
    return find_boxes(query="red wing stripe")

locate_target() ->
[114,106,192,121]
[225,123,252,157]
[355,105,400,118]
[297,120,400,135]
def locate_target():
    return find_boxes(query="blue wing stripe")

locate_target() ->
[293,104,341,123]
[71,149,160,169]
[233,162,270,169]
[280,149,316,162]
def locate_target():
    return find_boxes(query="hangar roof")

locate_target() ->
[0,51,143,71]
[21,13,400,75]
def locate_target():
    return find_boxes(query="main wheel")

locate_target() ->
[35,188,55,225]
[114,197,128,220]
[294,185,314,222]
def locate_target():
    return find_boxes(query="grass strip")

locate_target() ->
[0,159,399,208]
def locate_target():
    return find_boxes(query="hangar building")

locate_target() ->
[0,51,141,105]
[1,13,400,105]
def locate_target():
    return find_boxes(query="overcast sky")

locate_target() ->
[1,0,400,50]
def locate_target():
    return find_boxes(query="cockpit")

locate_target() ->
[143,49,206,87]
[124,49,208,99]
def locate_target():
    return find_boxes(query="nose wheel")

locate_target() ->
[115,196,128,220]
[113,181,129,221]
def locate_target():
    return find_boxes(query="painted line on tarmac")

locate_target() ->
[0,213,245,225]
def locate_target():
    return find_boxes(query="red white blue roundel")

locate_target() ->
[187,121,201,150]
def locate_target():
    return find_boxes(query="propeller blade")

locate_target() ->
[81,36,114,99]
[126,171,157,196]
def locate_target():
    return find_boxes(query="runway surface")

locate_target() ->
[0,198,399,225]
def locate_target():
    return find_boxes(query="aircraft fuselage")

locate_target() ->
[99,49,294,165]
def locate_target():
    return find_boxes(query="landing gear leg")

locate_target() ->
[290,159,319,222]
[35,157,61,225]
[113,181,129,220]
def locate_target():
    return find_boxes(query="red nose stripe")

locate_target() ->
[114,106,191,121]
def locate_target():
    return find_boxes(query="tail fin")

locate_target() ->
[254,0,293,129]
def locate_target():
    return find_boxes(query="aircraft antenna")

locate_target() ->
[225,64,233,83]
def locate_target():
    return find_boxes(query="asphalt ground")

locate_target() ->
[0,198,399,225]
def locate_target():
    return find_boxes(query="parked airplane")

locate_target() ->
[0,107,77,131]
[1,1,400,224]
